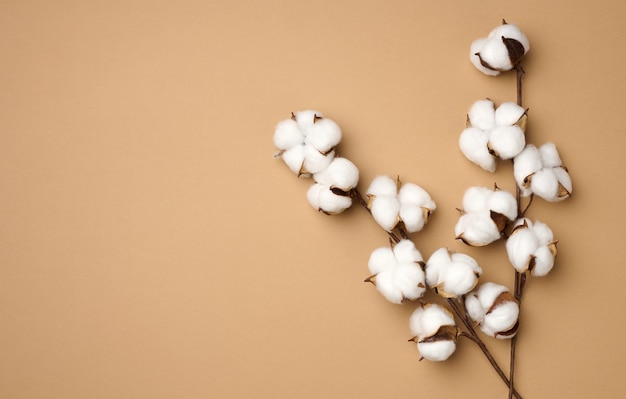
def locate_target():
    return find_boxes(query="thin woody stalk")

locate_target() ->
[509,64,526,399]
[447,299,523,399]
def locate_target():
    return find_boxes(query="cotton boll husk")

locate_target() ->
[455,211,501,246]
[490,23,530,53]
[477,38,513,71]
[370,195,401,231]
[468,99,496,131]
[538,142,562,168]
[273,119,303,150]
[417,340,457,362]
[459,127,496,172]
[489,125,526,160]
[314,157,359,190]
[552,167,573,199]
[368,247,396,276]
[280,145,306,175]
[302,145,334,175]
[494,102,526,126]
[506,226,539,272]
[470,39,501,76]
[486,189,518,220]
[482,301,519,338]
[393,239,423,264]
[462,186,492,213]
[367,175,398,196]
[305,118,342,154]
[530,169,559,201]
[531,245,555,276]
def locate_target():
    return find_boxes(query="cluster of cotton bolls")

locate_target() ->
[366,175,436,233]
[465,282,520,339]
[454,186,518,246]
[409,303,459,361]
[514,143,572,202]
[459,99,528,172]
[273,111,359,214]
[425,247,482,298]
[470,20,530,76]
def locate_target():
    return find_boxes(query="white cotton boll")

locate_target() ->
[439,261,481,297]
[368,247,395,276]
[490,23,530,53]
[418,341,457,362]
[373,272,404,304]
[470,38,501,76]
[530,169,559,201]
[531,245,555,277]
[513,144,541,190]
[538,142,562,168]
[455,211,501,246]
[494,102,526,126]
[531,220,554,244]
[475,282,509,309]
[486,189,518,220]
[482,301,519,338]
[306,183,352,214]
[273,119,303,150]
[281,145,306,175]
[367,175,398,196]
[477,38,513,71]
[465,294,485,322]
[506,226,539,272]
[302,145,334,175]
[400,206,425,233]
[489,125,526,159]
[305,118,342,154]
[293,110,323,129]
[425,247,451,288]
[459,127,496,172]
[393,239,423,264]
[409,304,455,339]
[395,262,427,301]
[462,186,492,214]
[370,195,400,231]
[314,157,359,190]
[398,183,435,209]
[467,99,496,131]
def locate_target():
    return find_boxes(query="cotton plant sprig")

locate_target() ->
[273,111,524,398]
[464,20,573,398]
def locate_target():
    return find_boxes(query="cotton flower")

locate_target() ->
[506,218,558,276]
[366,175,436,233]
[465,282,520,339]
[470,21,530,76]
[455,186,518,246]
[409,303,459,361]
[459,99,527,172]
[425,247,482,298]
[514,143,572,202]
[273,110,342,176]
[307,157,359,215]
[365,239,427,304]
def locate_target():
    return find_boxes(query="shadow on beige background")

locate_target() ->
[1,1,625,398]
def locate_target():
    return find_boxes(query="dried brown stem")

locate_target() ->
[447,298,523,399]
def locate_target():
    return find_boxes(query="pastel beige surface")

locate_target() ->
[1,1,625,398]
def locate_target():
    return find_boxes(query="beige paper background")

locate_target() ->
[1,1,625,398]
